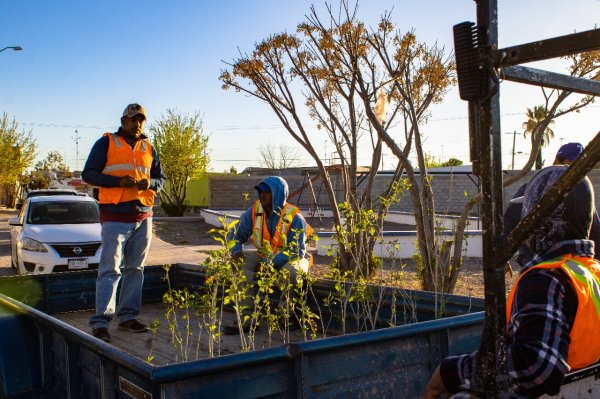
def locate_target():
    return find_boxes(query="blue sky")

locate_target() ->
[1,1,599,172]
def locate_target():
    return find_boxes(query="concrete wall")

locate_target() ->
[208,169,600,214]
[184,176,210,207]
[209,175,340,210]
[315,230,483,258]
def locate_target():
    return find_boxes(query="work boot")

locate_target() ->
[92,327,111,343]
[118,319,148,333]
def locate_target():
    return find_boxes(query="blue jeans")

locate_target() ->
[89,218,152,330]
[239,252,310,315]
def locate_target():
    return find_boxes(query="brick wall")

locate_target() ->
[209,169,600,214]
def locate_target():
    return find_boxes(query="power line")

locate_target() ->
[17,104,600,134]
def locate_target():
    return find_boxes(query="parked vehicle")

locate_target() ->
[9,195,101,275]
[15,189,85,210]
[25,189,82,198]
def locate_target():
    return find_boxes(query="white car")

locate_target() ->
[9,195,102,275]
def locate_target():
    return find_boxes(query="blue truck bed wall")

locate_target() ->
[0,264,485,398]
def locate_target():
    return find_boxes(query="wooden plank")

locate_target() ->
[54,303,309,366]
[497,28,600,66]
[501,66,600,96]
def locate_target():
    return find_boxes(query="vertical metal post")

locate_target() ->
[471,0,510,395]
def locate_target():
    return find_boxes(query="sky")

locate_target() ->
[0,0,599,173]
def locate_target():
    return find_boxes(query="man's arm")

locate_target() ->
[506,269,576,397]
[81,136,122,188]
[430,268,576,397]
[272,213,307,268]
[149,146,166,193]
[227,209,253,255]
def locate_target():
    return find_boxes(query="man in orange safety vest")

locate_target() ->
[223,176,312,334]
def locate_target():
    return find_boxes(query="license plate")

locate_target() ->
[68,258,88,270]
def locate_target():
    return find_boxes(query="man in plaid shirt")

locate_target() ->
[425,166,600,398]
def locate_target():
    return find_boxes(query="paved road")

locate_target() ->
[0,209,17,276]
[0,208,206,277]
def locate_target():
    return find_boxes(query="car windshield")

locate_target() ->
[27,201,100,225]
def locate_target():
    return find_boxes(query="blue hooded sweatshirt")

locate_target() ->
[229,176,308,268]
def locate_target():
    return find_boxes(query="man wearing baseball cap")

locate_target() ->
[554,142,584,165]
[82,103,166,343]
[504,142,600,268]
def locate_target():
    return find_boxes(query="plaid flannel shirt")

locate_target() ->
[440,240,594,398]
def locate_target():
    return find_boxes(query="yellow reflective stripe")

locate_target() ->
[252,202,263,248]
[103,163,134,173]
[279,204,297,236]
[564,259,600,320]
[109,133,123,148]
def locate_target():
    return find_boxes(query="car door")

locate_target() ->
[9,200,28,266]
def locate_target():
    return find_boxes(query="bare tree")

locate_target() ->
[221,1,455,276]
[259,142,301,169]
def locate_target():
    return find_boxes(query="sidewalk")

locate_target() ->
[146,237,211,266]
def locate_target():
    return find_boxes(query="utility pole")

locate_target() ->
[505,131,518,170]
[72,130,81,171]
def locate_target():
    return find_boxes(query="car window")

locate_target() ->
[27,201,100,224]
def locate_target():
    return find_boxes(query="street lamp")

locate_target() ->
[0,46,23,53]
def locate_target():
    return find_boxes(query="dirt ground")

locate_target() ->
[153,217,518,298]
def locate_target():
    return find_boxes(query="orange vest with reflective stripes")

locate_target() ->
[98,133,155,206]
[250,200,313,260]
[506,255,600,370]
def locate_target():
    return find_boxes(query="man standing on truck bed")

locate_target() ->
[82,103,166,343]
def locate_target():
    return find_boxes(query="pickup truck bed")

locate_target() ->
[0,264,487,398]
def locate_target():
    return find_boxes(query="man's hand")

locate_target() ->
[137,178,150,190]
[423,366,448,399]
[119,176,138,188]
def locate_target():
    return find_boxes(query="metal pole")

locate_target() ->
[511,131,516,170]
[471,0,510,395]
[505,131,517,170]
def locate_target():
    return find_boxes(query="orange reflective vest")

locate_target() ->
[98,133,155,206]
[506,255,600,370]
[250,200,313,262]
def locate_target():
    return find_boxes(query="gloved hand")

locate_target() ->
[119,176,137,188]
[136,178,150,190]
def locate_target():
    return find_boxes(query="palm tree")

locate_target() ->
[522,105,555,169]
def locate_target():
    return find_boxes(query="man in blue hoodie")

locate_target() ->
[223,176,311,334]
